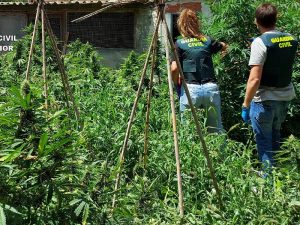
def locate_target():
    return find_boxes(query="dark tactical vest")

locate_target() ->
[259,32,298,88]
[176,36,216,84]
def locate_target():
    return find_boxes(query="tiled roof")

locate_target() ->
[0,0,154,6]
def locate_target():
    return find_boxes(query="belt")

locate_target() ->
[186,79,215,85]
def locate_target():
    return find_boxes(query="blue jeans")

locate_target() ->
[250,100,289,174]
[180,82,223,133]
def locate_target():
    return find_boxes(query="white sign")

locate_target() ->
[0,35,18,52]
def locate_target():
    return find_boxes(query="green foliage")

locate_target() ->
[0,11,299,224]
[0,205,5,225]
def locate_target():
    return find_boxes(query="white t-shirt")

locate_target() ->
[249,30,296,102]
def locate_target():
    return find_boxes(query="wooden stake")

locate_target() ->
[44,13,69,108]
[143,31,158,170]
[112,10,163,209]
[162,14,223,209]
[162,12,184,218]
[44,11,81,126]
[41,4,49,110]
[25,1,42,81]
[62,32,69,55]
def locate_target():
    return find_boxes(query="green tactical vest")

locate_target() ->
[259,31,298,88]
[176,36,216,84]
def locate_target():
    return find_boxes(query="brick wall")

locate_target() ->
[165,2,202,14]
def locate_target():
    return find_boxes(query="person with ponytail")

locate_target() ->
[171,8,226,133]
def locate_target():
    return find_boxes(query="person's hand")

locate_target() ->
[241,106,250,123]
[220,42,228,58]
[178,75,183,85]
[247,37,255,48]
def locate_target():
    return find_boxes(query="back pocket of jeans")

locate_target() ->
[183,60,196,73]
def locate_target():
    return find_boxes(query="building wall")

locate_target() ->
[100,6,153,67]
[135,7,153,53]
[0,4,155,68]
[165,0,202,13]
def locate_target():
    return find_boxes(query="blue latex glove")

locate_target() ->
[241,106,250,123]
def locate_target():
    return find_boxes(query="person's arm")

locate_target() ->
[242,65,263,108]
[171,61,179,85]
[243,37,266,107]
[211,38,227,54]
[241,37,266,123]
[171,42,182,86]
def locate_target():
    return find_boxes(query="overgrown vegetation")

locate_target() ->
[0,0,299,224]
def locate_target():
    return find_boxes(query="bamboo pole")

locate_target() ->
[62,32,69,55]
[41,4,49,110]
[162,14,223,209]
[25,1,42,81]
[44,12,81,125]
[43,13,69,108]
[143,30,158,170]
[162,11,184,218]
[111,10,163,209]
[71,4,115,23]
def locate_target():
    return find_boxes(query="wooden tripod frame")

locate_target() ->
[112,0,224,218]
[25,0,81,125]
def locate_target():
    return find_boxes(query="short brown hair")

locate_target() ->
[177,9,203,39]
[255,3,277,28]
